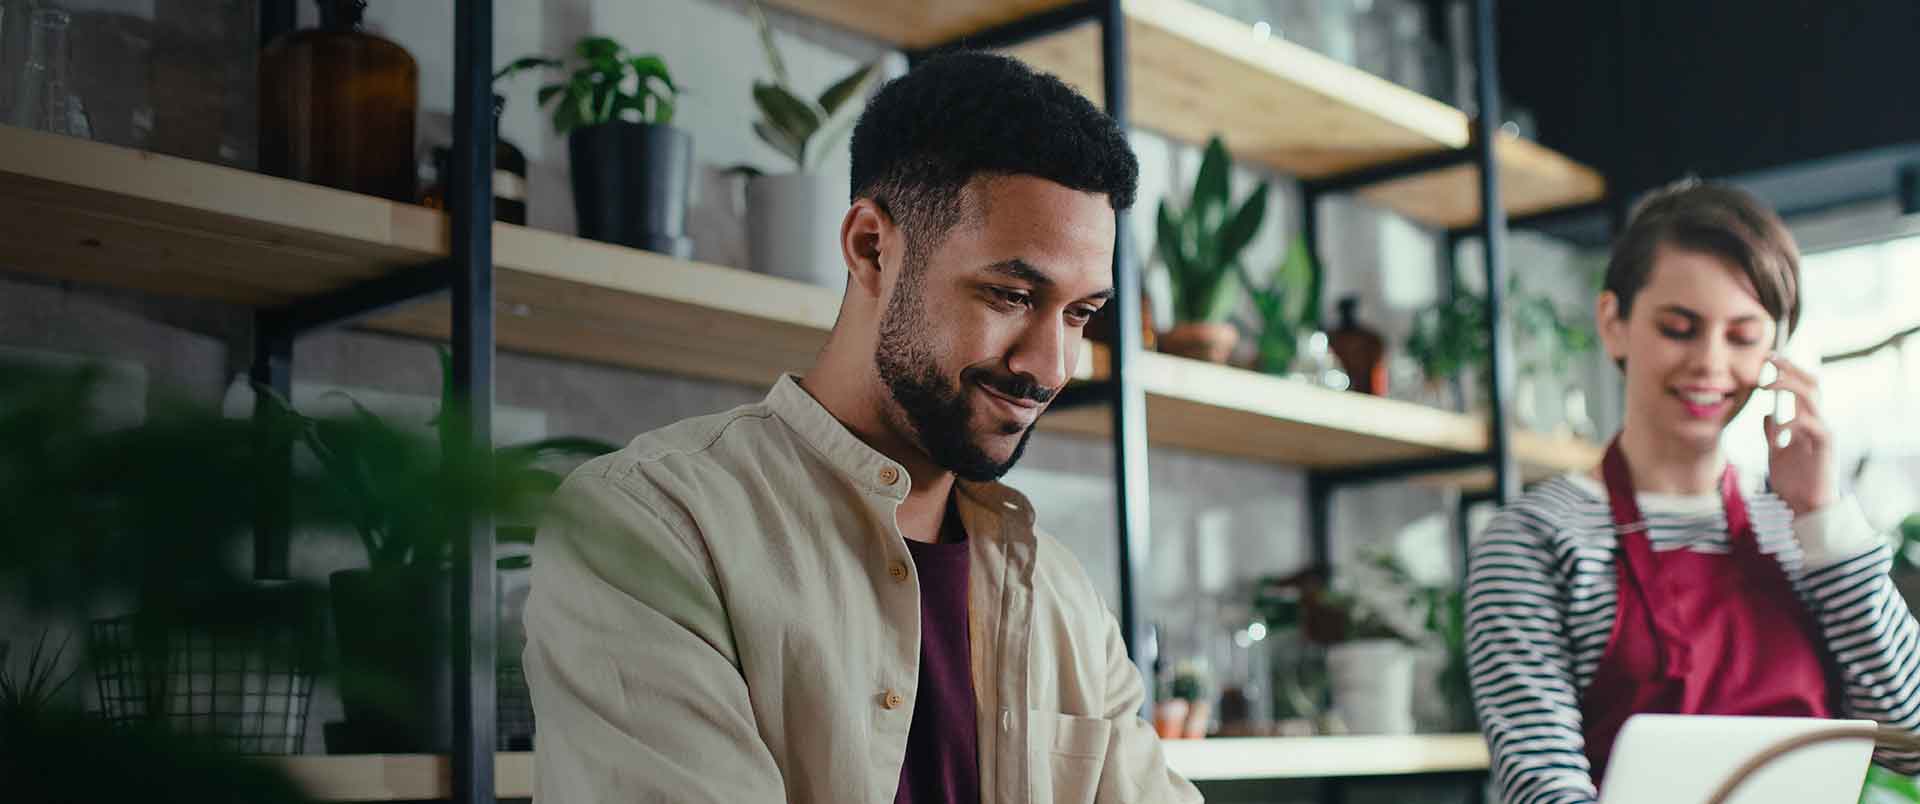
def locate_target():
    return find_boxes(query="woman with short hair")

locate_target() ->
[1466,181,1920,803]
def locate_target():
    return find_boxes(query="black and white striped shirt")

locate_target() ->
[1466,474,1920,804]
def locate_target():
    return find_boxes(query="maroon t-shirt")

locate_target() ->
[893,537,980,804]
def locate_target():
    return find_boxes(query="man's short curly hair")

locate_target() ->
[849,51,1138,266]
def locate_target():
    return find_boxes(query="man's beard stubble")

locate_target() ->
[873,263,1054,482]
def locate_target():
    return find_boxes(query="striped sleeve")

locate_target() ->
[1467,505,1600,804]
[1800,540,1920,772]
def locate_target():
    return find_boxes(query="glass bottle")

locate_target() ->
[420,95,529,225]
[260,0,418,201]
[11,7,91,139]
[1327,295,1388,396]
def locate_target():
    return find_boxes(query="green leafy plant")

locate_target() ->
[1167,658,1214,703]
[1424,585,1476,730]
[743,0,881,173]
[1240,234,1322,373]
[1404,291,1488,384]
[0,359,317,800]
[1403,278,1595,390]
[1156,136,1269,325]
[1255,553,1432,646]
[266,349,616,575]
[497,37,678,134]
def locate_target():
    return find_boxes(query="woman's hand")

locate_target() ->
[1763,355,1836,516]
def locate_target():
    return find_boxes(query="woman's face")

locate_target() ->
[1598,245,1780,452]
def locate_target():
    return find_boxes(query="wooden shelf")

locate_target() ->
[274,753,533,801]
[771,0,1604,229]
[0,126,1600,482]
[273,736,1485,800]
[1058,347,1600,478]
[1162,734,1490,781]
[0,125,842,390]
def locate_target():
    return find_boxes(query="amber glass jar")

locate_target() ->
[259,0,418,201]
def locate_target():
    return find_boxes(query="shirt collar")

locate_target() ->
[764,374,1037,531]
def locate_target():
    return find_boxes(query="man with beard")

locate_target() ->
[523,51,1201,804]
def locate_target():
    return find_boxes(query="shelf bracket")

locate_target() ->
[1301,148,1477,197]
[1316,452,1494,489]
[266,260,454,337]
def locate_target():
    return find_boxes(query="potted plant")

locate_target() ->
[1155,135,1269,363]
[270,350,614,752]
[499,38,691,256]
[1153,658,1215,740]
[1239,234,1322,374]
[1404,277,1594,414]
[736,0,881,289]
[1256,555,1433,736]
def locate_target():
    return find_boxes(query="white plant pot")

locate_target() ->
[1326,639,1417,735]
[746,172,848,291]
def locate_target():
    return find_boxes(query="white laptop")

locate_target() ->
[1599,714,1877,804]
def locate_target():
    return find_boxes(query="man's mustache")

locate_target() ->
[961,366,1058,405]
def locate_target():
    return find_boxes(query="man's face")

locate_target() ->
[874,175,1117,481]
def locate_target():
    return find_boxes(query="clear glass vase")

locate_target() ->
[10,7,90,138]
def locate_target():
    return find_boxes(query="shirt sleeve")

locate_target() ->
[1794,496,1885,569]
[1791,501,1920,774]
[522,471,787,804]
[1094,605,1204,804]
[1466,508,1600,804]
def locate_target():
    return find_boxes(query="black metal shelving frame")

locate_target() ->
[254,3,499,802]
[240,0,1604,800]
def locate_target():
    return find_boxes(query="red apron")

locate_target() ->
[1581,437,1837,785]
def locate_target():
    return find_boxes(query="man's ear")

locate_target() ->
[842,199,892,299]
[1597,290,1628,366]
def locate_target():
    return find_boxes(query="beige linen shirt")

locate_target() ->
[524,375,1201,804]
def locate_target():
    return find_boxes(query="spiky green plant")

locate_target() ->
[0,630,75,722]
[268,349,616,575]
[1156,135,1269,325]
[497,37,678,134]
[744,0,881,172]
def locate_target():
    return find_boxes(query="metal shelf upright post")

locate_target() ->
[450,2,498,803]
[251,4,499,802]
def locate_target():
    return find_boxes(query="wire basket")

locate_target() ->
[497,659,535,751]
[89,614,315,755]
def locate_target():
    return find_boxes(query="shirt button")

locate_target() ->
[878,466,900,486]
[882,690,905,710]
[888,561,909,582]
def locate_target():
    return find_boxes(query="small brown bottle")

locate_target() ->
[421,95,529,225]
[1328,295,1388,396]
[260,0,418,202]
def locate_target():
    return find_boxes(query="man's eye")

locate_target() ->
[1065,306,1096,326]
[991,288,1032,308]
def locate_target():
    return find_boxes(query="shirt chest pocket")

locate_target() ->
[1030,710,1112,804]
